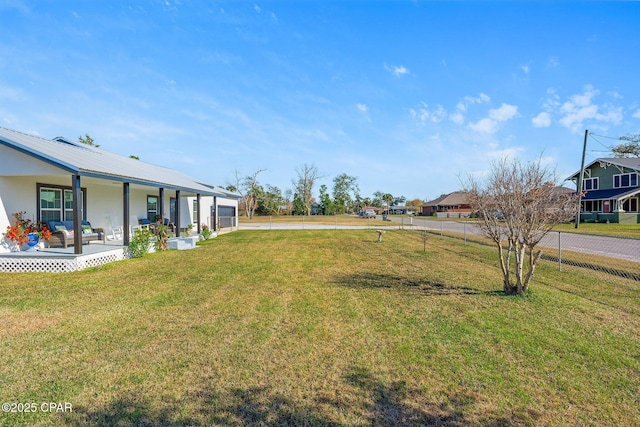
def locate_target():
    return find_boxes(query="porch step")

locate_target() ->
[167,236,200,250]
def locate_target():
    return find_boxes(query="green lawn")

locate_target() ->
[1,230,639,426]
[552,221,640,238]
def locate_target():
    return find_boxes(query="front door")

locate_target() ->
[170,198,177,225]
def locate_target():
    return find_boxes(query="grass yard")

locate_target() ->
[552,222,640,239]
[1,230,639,426]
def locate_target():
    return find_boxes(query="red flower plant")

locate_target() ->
[4,211,52,244]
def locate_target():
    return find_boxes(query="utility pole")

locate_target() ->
[575,129,588,229]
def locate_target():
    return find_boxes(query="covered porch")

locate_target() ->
[579,187,640,224]
[0,240,127,273]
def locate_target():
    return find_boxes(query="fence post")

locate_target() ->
[558,231,562,271]
[402,216,404,230]
[440,220,443,238]
[335,214,338,230]
[270,215,272,230]
[464,221,467,245]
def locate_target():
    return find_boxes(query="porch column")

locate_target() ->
[175,190,181,236]
[158,187,165,222]
[123,183,130,246]
[196,193,201,233]
[72,174,83,254]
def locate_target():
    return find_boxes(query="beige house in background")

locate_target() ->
[422,191,472,218]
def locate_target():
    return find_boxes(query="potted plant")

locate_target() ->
[201,224,214,240]
[4,211,52,251]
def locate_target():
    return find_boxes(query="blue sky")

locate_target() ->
[2,1,639,202]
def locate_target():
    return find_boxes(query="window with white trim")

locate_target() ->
[38,185,85,222]
[582,200,601,212]
[582,178,599,191]
[613,173,638,189]
[622,197,638,212]
[147,196,158,221]
[192,200,198,224]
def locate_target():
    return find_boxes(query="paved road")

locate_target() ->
[392,217,640,263]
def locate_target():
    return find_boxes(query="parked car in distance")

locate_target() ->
[359,209,377,218]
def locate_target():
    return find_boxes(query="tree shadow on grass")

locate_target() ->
[338,365,470,426]
[60,368,533,426]
[333,272,501,297]
[61,387,341,427]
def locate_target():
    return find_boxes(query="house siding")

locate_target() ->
[583,162,638,191]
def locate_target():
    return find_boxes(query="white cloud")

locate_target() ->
[385,63,410,77]
[469,117,498,134]
[254,4,261,13]
[557,85,623,132]
[562,85,598,110]
[633,109,640,119]
[409,102,447,124]
[520,64,530,74]
[448,93,490,125]
[469,103,518,134]
[464,93,490,106]
[356,103,368,113]
[449,111,464,125]
[532,112,551,128]
[489,103,518,121]
[558,104,598,131]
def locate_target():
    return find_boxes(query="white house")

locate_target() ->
[0,126,240,255]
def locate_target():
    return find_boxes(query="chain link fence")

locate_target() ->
[404,217,640,281]
[238,215,639,281]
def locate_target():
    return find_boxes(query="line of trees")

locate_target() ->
[227,165,420,217]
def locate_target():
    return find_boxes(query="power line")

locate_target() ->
[588,132,621,140]
[588,133,614,153]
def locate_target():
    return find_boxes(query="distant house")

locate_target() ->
[386,205,413,215]
[566,157,640,224]
[422,191,471,218]
[0,126,241,257]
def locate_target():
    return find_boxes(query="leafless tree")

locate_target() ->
[293,164,321,216]
[230,169,266,219]
[465,157,578,295]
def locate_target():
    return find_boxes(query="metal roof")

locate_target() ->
[0,126,240,198]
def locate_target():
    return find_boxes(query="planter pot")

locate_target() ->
[24,233,40,251]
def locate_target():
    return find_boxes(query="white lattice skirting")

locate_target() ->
[0,248,128,273]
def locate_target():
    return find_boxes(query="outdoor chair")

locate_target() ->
[107,215,124,241]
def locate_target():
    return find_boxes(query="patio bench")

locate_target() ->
[47,220,106,248]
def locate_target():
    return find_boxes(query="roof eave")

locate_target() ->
[0,136,79,174]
